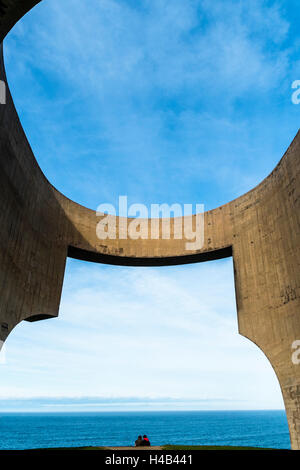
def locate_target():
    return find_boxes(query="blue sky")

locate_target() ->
[0,0,299,411]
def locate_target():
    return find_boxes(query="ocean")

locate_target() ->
[0,410,290,450]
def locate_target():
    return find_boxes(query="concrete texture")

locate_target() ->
[0,0,299,449]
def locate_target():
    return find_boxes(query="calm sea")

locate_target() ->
[0,410,290,450]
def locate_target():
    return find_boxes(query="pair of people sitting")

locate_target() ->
[135,435,151,447]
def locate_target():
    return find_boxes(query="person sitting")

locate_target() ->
[142,435,151,446]
[135,435,143,447]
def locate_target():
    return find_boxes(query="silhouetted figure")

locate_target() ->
[142,435,151,446]
[135,435,143,447]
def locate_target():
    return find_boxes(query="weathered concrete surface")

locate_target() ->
[0,0,299,449]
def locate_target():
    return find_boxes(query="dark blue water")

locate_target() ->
[0,411,290,450]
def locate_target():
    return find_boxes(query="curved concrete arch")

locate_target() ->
[0,0,299,448]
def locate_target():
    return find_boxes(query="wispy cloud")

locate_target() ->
[0,395,249,412]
